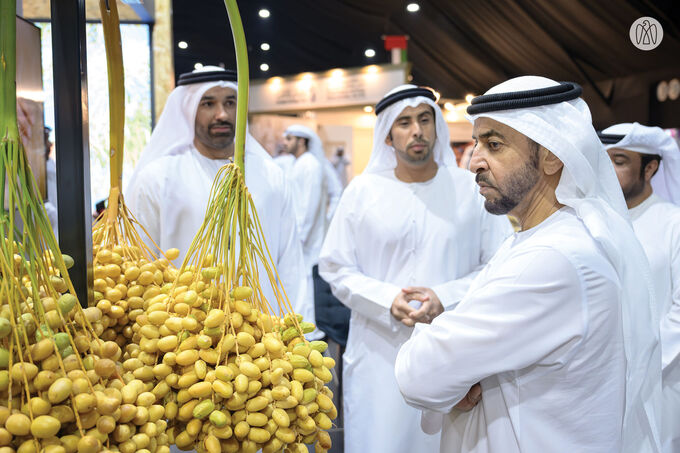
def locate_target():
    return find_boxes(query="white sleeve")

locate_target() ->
[44,202,59,238]
[431,209,513,310]
[660,220,680,371]
[274,175,313,323]
[319,190,401,331]
[291,157,323,242]
[395,248,585,412]
[431,272,483,311]
[125,170,162,251]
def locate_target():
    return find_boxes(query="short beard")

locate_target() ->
[285,137,301,155]
[395,143,433,164]
[622,175,645,201]
[196,122,234,151]
[207,135,234,149]
[482,142,540,215]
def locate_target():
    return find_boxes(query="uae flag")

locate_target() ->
[383,35,408,64]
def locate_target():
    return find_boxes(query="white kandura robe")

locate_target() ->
[630,194,680,452]
[273,153,295,172]
[324,160,343,222]
[332,154,351,187]
[276,154,342,223]
[395,208,626,453]
[290,152,328,269]
[318,166,512,453]
[126,146,312,322]
[45,156,58,239]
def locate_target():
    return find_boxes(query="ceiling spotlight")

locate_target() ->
[260,63,270,72]
[194,62,203,70]
[258,9,270,18]
[260,42,270,51]
[178,41,188,49]
[465,93,475,103]
[407,3,420,12]
[444,102,455,111]
[364,48,376,58]
[363,106,373,113]
[445,111,460,122]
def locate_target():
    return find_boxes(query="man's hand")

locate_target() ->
[402,287,444,324]
[454,383,482,411]
[390,291,418,327]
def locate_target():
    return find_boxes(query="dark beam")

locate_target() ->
[50,0,93,307]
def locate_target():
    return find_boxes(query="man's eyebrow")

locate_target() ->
[200,95,236,101]
[477,129,506,140]
[611,152,630,160]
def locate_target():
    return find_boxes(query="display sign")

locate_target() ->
[249,63,409,113]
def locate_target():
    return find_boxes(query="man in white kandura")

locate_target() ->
[600,123,680,452]
[125,66,313,324]
[331,146,350,188]
[282,125,342,262]
[318,84,512,453]
[395,76,662,453]
[283,125,345,342]
[273,143,295,172]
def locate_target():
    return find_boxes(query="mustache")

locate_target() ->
[475,173,495,188]
[408,140,428,148]
[209,121,234,130]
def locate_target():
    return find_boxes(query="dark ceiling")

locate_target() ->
[172,0,680,105]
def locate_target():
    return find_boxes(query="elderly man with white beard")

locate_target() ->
[318,84,512,453]
[395,77,662,453]
[600,123,680,452]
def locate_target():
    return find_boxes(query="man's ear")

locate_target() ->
[542,148,564,176]
[643,159,659,182]
[385,132,393,147]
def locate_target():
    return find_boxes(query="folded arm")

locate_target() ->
[395,248,586,412]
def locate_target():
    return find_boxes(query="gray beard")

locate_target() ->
[483,160,540,215]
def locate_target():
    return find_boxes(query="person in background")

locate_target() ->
[43,126,58,238]
[319,84,512,453]
[331,146,351,187]
[282,125,329,274]
[283,125,349,346]
[458,142,475,170]
[451,140,473,167]
[600,122,680,452]
[273,140,295,172]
